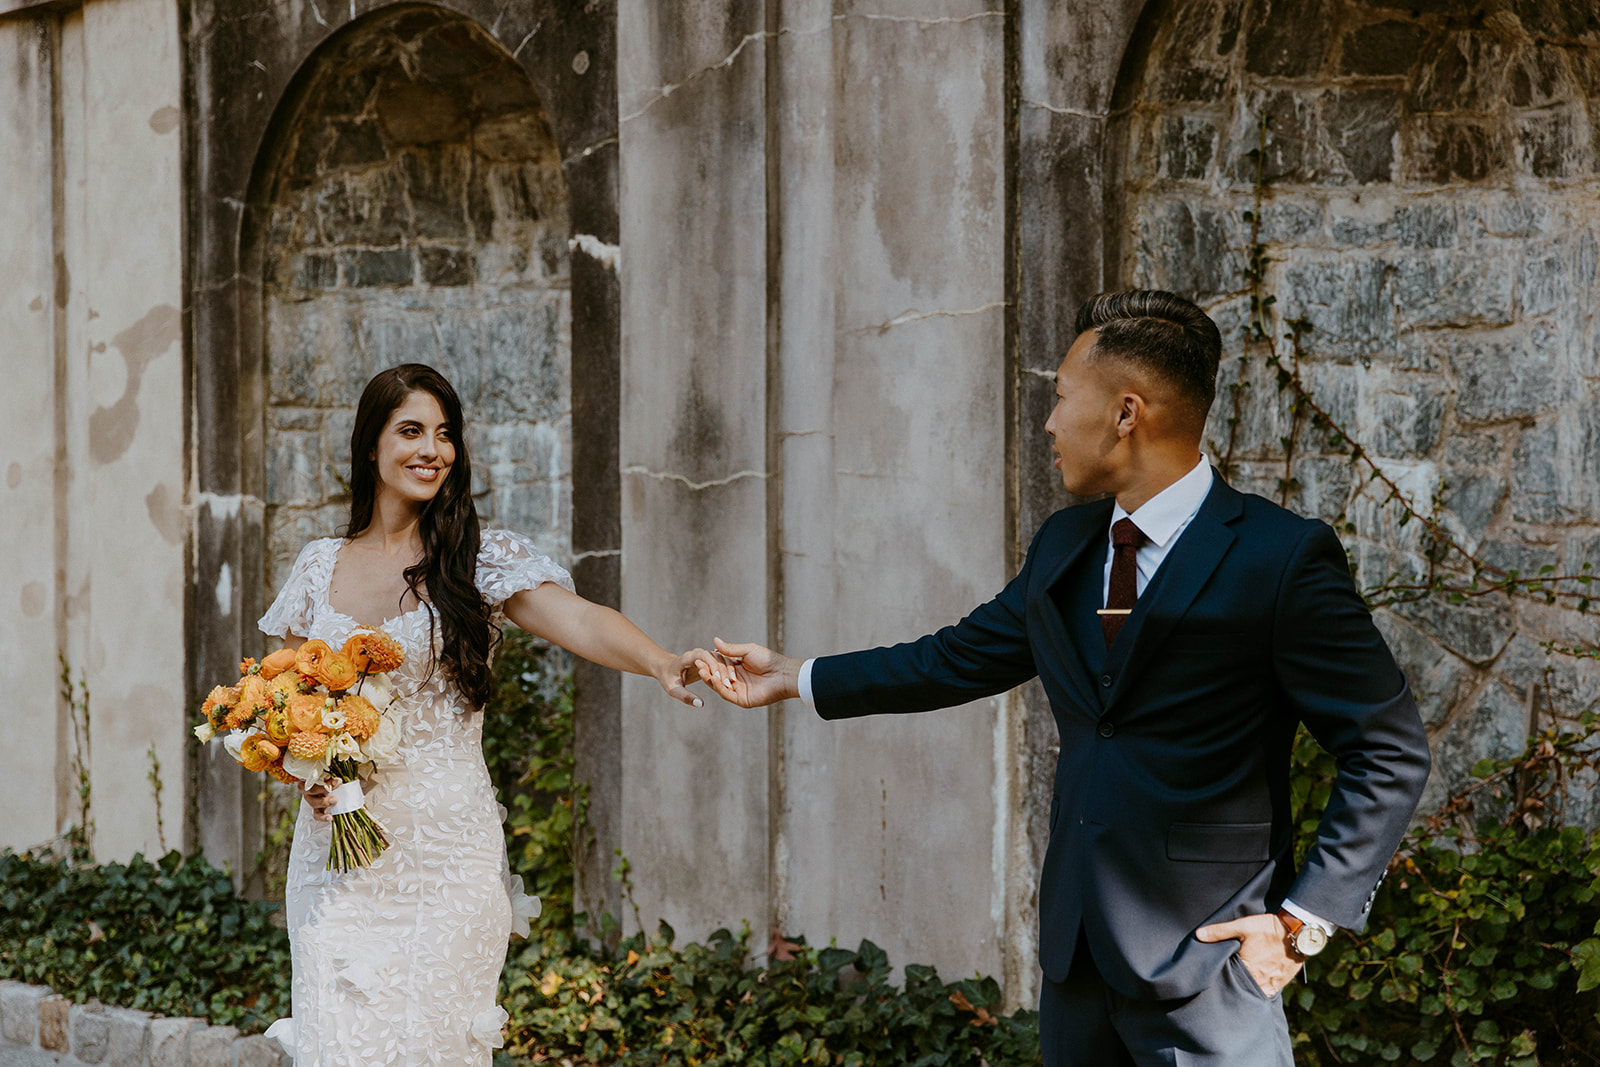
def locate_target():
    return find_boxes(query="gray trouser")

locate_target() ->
[1039,933,1295,1067]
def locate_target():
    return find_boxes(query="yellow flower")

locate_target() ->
[239,733,280,773]
[262,704,292,744]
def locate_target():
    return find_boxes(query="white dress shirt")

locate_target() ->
[797,455,1333,935]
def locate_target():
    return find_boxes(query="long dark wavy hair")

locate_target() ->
[343,363,495,708]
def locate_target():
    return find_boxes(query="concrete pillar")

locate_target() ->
[617,3,774,939]
[0,15,65,853]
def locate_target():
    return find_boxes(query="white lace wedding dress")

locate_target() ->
[258,529,569,1066]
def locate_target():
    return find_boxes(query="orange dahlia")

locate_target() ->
[286,693,328,734]
[265,760,298,785]
[316,651,360,693]
[287,730,331,762]
[239,733,280,773]
[259,647,299,681]
[295,639,333,679]
[201,685,238,730]
[339,694,381,740]
[342,629,404,674]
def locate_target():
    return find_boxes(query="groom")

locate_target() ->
[697,290,1431,1065]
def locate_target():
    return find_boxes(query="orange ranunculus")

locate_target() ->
[339,694,380,740]
[287,730,330,762]
[239,733,280,772]
[286,693,327,734]
[342,629,404,674]
[239,657,258,675]
[201,685,238,730]
[259,647,298,681]
[268,669,306,703]
[263,703,292,744]
[265,760,298,785]
[295,639,333,680]
[316,651,360,693]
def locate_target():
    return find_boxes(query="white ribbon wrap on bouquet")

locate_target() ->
[328,779,366,815]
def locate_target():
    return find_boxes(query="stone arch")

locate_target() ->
[1108,0,1600,803]
[186,0,620,895]
[248,7,572,589]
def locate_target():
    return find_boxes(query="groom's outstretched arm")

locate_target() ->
[699,533,1042,713]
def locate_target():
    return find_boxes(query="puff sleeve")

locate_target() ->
[258,540,329,640]
[476,529,575,611]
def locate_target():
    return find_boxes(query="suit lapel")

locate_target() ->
[1102,476,1244,711]
[1036,499,1115,712]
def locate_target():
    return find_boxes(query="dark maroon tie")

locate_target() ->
[1101,518,1149,648]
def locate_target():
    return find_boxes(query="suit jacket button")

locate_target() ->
[1100,674,1113,687]
[1098,721,1115,738]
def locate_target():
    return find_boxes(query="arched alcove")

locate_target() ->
[251,7,572,590]
[1109,0,1600,807]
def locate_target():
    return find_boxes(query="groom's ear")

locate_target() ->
[1114,391,1148,439]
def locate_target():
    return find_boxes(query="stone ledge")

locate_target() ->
[0,983,288,1067]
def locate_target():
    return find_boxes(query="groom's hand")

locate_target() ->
[1195,913,1304,997]
[695,638,803,708]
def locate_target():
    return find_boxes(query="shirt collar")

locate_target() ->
[1109,456,1215,549]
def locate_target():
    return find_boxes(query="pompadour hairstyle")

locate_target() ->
[1072,290,1222,422]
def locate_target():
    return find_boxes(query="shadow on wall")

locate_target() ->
[256,8,574,589]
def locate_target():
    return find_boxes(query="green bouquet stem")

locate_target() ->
[324,758,389,873]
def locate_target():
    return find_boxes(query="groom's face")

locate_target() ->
[1045,330,1126,496]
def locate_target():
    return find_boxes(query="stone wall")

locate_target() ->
[258,10,573,591]
[1118,0,1600,809]
[0,982,286,1067]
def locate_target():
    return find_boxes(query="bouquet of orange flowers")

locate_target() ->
[194,628,405,872]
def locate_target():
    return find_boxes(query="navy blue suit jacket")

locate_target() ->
[811,474,1431,999]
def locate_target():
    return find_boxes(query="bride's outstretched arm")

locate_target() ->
[502,583,709,708]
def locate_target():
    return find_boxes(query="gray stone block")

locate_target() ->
[0,1048,58,1067]
[341,248,415,288]
[1394,588,1514,666]
[36,996,68,1052]
[186,1025,239,1067]
[0,982,47,1046]
[1392,251,1514,330]
[1157,115,1216,181]
[147,1017,201,1067]
[68,1002,109,1064]
[1322,89,1399,184]
[1338,19,1429,77]
[1451,330,1561,424]
[235,1034,289,1067]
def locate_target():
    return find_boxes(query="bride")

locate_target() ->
[258,363,707,1065]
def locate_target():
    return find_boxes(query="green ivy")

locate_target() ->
[0,848,291,1032]
[498,926,1040,1067]
[1287,715,1600,1065]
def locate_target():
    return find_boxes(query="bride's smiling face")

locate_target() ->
[372,390,456,507]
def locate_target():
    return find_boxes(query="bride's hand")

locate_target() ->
[654,649,710,708]
[300,779,336,822]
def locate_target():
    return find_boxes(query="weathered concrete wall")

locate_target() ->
[616,0,1019,991]
[258,11,573,591]
[0,0,185,863]
[1118,0,1600,813]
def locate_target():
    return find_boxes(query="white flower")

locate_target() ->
[332,732,362,759]
[359,713,401,766]
[360,674,396,714]
[193,722,215,743]
[320,704,347,731]
[282,751,328,783]
[470,1006,508,1049]
[507,875,542,940]
[222,730,247,763]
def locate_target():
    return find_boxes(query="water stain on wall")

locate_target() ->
[144,482,184,545]
[148,106,179,135]
[20,581,46,618]
[89,303,181,466]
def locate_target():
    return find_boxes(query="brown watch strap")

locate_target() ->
[1276,909,1305,938]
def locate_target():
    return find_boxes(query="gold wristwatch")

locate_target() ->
[1276,909,1329,960]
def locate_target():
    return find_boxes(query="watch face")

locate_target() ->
[1296,925,1329,956]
